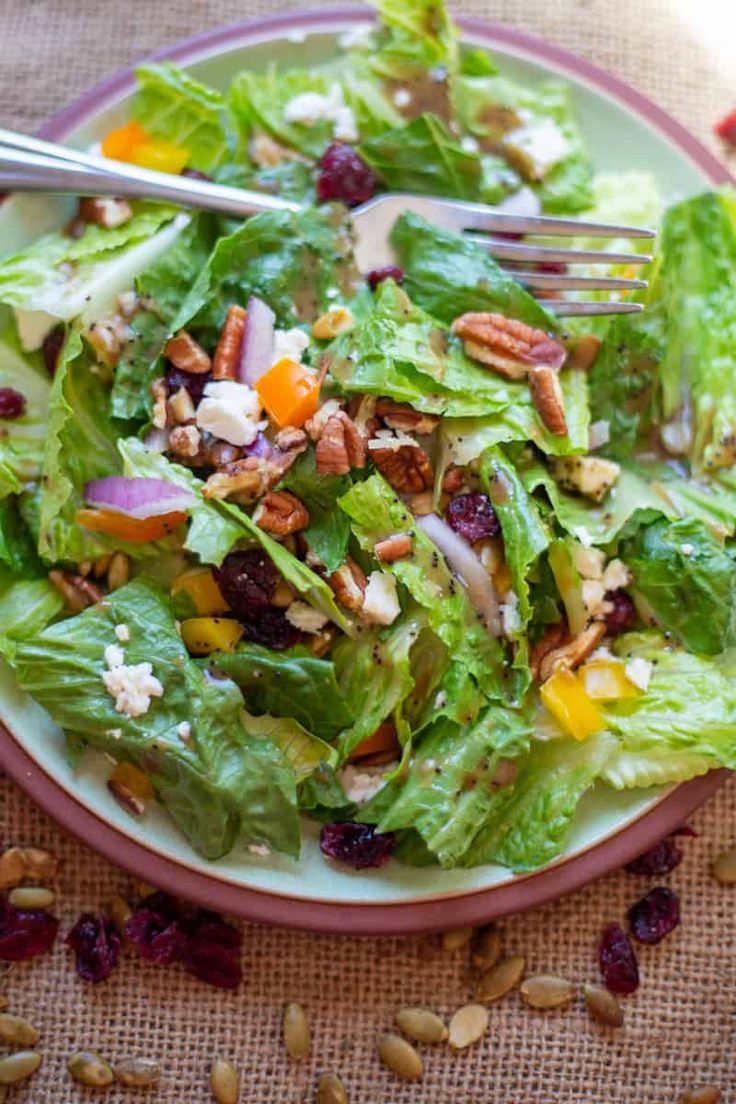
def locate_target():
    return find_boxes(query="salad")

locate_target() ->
[0,0,734,876]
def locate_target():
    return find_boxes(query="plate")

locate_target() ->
[0,6,731,934]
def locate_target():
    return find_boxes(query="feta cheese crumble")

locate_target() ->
[581,579,608,619]
[572,525,593,548]
[625,657,653,692]
[104,643,125,670]
[500,591,522,636]
[460,135,480,153]
[338,764,392,804]
[285,601,329,634]
[283,82,358,143]
[602,558,631,592]
[248,843,271,857]
[393,88,412,108]
[176,721,192,743]
[114,623,130,643]
[505,119,570,177]
[362,572,400,626]
[102,642,164,718]
[196,380,266,447]
[273,327,310,365]
[681,542,694,556]
[588,419,611,451]
[572,545,605,580]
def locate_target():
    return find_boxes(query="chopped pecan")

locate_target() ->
[168,424,202,459]
[206,440,241,467]
[212,304,246,380]
[442,466,465,493]
[250,132,296,167]
[538,621,607,682]
[312,306,355,340]
[86,314,132,368]
[79,196,133,229]
[168,385,196,424]
[48,570,103,613]
[305,399,344,442]
[254,490,310,535]
[529,623,567,681]
[369,431,433,494]
[566,333,602,372]
[316,411,366,475]
[529,365,568,436]
[164,331,212,374]
[452,312,567,380]
[374,533,413,563]
[274,426,308,452]
[375,399,439,436]
[408,491,434,515]
[327,556,367,612]
[202,457,272,503]
[347,395,379,441]
[151,377,168,429]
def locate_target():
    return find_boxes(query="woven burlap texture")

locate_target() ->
[2,0,736,1101]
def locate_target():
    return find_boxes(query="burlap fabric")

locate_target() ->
[1,2,735,1100]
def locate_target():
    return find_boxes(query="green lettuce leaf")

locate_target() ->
[0,573,64,658]
[0,497,43,577]
[371,0,458,80]
[0,333,50,497]
[278,448,351,573]
[132,63,232,171]
[241,710,337,780]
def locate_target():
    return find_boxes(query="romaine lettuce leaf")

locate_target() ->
[0,497,43,577]
[278,448,351,574]
[241,710,337,780]
[133,63,232,172]
[370,0,458,80]
[0,333,50,497]
[0,572,64,657]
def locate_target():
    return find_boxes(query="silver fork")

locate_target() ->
[0,127,653,317]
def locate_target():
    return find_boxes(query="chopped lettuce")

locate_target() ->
[0,572,64,657]
[278,449,352,574]
[370,0,458,80]
[0,497,43,578]
[132,63,232,172]
[241,710,337,780]
[0,333,51,496]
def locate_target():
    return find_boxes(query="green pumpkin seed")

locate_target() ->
[448,1004,489,1050]
[8,886,55,910]
[114,1057,161,1087]
[377,1033,423,1080]
[441,927,474,953]
[210,1057,239,1104]
[520,975,576,1010]
[0,1014,39,1047]
[712,845,736,885]
[680,1086,722,1104]
[68,1050,114,1088]
[395,1007,448,1043]
[476,954,525,1002]
[0,1050,42,1085]
[103,895,132,937]
[582,983,624,1027]
[283,1002,310,1059]
[317,1072,348,1104]
[470,925,502,971]
[108,551,130,591]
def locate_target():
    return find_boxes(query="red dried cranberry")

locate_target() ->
[181,913,243,990]
[165,366,212,406]
[319,822,395,869]
[367,265,405,289]
[628,886,680,945]
[625,836,683,876]
[446,493,501,544]
[536,261,568,274]
[604,589,637,634]
[0,896,59,961]
[181,167,212,181]
[42,325,65,376]
[0,388,26,419]
[66,912,121,983]
[599,922,639,994]
[316,143,376,207]
[214,550,277,616]
[715,108,736,145]
[241,606,303,651]
[125,892,186,965]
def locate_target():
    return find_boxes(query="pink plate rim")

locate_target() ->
[2,5,731,935]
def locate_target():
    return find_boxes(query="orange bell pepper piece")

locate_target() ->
[101,121,150,162]
[76,508,187,543]
[109,761,155,800]
[255,358,320,428]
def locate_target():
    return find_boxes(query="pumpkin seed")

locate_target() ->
[210,1057,239,1104]
[8,887,55,910]
[712,845,736,885]
[103,894,132,937]
[317,1072,348,1104]
[520,975,576,1010]
[114,1057,161,1087]
[448,1003,490,1050]
[0,849,26,891]
[395,1007,448,1043]
[680,1087,721,1104]
[582,983,624,1027]
[470,925,502,971]
[0,1014,39,1047]
[0,1050,42,1085]
[108,552,130,591]
[441,927,474,953]
[476,954,525,1002]
[68,1050,114,1088]
[283,1002,310,1059]
[377,1033,423,1080]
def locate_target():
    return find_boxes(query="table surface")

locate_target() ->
[1,1,735,1101]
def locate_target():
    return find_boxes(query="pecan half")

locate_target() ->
[375,399,439,436]
[86,314,132,367]
[151,377,168,429]
[375,533,413,563]
[212,304,246,380]
[452,312,567,379]
[254,490,310,535]
[48,570,103,613]
[305,400,344,442]
[79,196,133,229]
[529,622,567,681]
[316,411,366,475]
[442,466,465,493]
[164,331,211,374]
[369,431,433,494]
[529,365,568,436]
[274,426,308,452]
[538,621,606,682]
[327,556,366,612]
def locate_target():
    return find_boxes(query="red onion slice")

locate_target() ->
[85,476,196,519]
[239,296,275,386]
[416,512,502,636]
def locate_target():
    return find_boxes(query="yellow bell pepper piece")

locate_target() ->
[109,761,154,800]
[128,138,190,175]
[255,358,321,428]
[540,664,604,741]
[180,617,244,656]
[171,568,230,616]
[578,659,640,701]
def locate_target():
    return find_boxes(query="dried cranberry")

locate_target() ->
[599,922,639,994]
[367,265,405,289]
[0,896,58,961]
[165,366,212,406]
[446,493,501,544]
[181,167,212,181]
[715,108,736,145]
[42,325,65,376]
[319,822,394,869]
[181,913,243,990]
[625,836,683,876]
[241,606,303,651]
[536,261,568,274]
[66,912,121,983]
[628,886,680,945]
[0,387,26,419]
[316,143,376,207]
[214,550,277,616]
[604,589,637,634]
[125,891,186,965]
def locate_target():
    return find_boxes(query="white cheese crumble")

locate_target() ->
[602,558,631,592]
[572,525,593,548]
[434,690,448,710]
[572,545,605,580]
[283,83,358,143]
[505,119,570,176]
[248,843,271,857]
[625,657,653,692]
[460,135,480,153]
[338,23,375,50]
[362,571,400,626]
[588,419,611,451]
[285,601,329,634]
[393,88,412,108]
[176,721,192,743]
[339,764,392,804]
[681,542,694,556]
[590,645,616,663]
[196,380,266,447]
[104,643,125,670]
[114,623,130,643]
[367,428,420,451]
[500,590,522,636]
[273,327,310,364]
[102,644,164,719]
[106,728,123,740]
[581,578,608,618]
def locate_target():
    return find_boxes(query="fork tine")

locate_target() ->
[445,200,655,238]
[544,300,645,317]
[465,235,652,267]
[506,271,648,292]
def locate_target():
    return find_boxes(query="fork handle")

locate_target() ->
[0,140,299,218]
